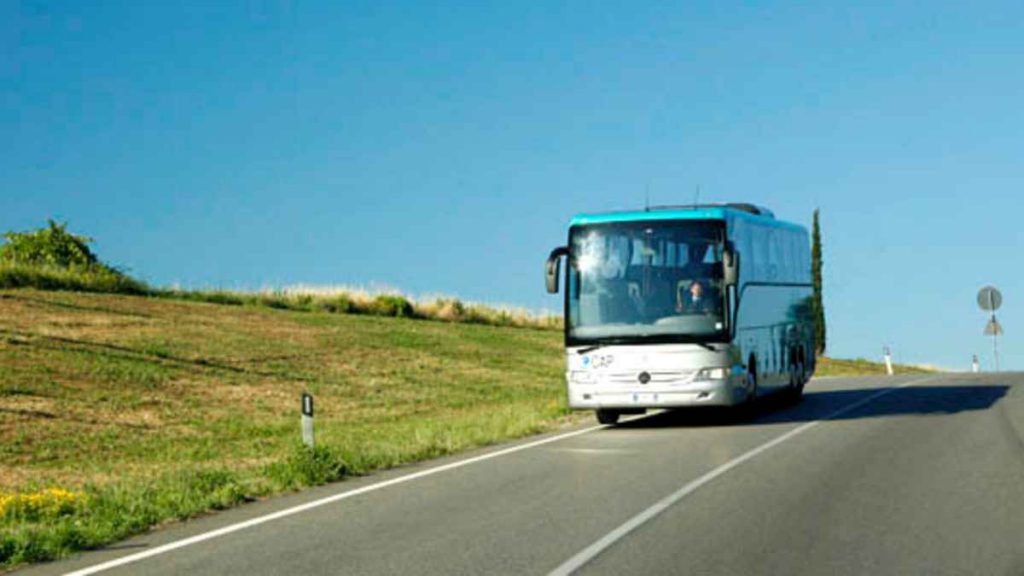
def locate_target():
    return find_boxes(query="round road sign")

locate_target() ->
[977,286,1003,312]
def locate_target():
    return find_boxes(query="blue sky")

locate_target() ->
[3,1,1022,370]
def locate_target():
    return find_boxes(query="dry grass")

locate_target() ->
[161,284,564,330]
[0,288,576,567]
[0,261,562,332]
[815,356,938,377]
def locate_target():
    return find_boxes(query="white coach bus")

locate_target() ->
[545,203,815,424]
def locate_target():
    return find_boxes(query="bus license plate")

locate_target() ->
[632,393,659,404]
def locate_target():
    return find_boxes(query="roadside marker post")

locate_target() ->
[883,346,893,376]
[301,393,315,449]
[972,355,980,373]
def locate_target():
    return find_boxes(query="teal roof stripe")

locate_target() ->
[568,206,807,232]
[570,208,727,226]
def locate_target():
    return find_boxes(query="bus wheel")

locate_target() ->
[797,348,809,389]
[737,358,758,420]
[596,409,620,425]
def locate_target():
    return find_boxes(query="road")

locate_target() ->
[22,373,1024,575]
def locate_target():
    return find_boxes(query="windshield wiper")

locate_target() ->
[577,345,603,355]
[693,342,716,351]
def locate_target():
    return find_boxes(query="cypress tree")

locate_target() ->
[811,209,826,355]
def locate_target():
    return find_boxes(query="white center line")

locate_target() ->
[547,375,937,576]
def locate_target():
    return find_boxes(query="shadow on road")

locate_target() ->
[613,384,1013,429]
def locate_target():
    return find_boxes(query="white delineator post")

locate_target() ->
[972,355,980,374]
[301,392,315,449]
[883,346,894,376]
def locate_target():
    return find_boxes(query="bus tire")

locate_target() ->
[596,409,620,425]
[797,347,809,388]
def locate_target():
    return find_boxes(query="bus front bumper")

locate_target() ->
[567,376,747,409]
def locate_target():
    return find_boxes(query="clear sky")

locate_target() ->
[3,1,1022,370]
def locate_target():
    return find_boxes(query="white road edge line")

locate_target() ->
[65,415,655,576]
[547,375,938,576]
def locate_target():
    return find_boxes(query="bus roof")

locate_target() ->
[569,204,806,232]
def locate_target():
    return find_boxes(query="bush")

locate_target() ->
[316,294,354,314]
[433,298,466,322]
[0,220,99,268]
[370,295,415,318]
[190,290,246,306]
[463,304,497,325]
[0,221,148,295]
[257,293,291,310]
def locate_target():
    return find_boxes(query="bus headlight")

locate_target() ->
[695,367,728,381]
[569,371,596,384]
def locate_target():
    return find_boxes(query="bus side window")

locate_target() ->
[782,230,798,280]
[767,229,780,280]
[753,226,769,281]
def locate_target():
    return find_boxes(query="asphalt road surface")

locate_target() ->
[22,373,1024,576]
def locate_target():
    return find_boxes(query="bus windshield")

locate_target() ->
[567,220,727,345]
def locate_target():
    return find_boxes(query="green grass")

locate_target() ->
[0,262,149,296]
[0,289,574,568]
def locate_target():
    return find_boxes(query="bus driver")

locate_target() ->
[677,280,717,315]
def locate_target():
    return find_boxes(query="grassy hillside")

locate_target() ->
[0,289,571,567]
[0,261,562,331]
[0,289,934,568]
[815,356,935,377]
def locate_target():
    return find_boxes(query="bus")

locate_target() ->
[545,203,815,424]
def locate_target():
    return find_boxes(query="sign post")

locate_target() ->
[301,392,315,449]
[977,286,1003,373]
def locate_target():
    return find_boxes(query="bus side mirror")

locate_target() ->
[546,246,569,294]
[723,245,739,287]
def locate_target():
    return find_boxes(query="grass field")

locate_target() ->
[0,289,573,568]
[0,288,932,568]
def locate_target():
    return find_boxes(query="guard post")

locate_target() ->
[301,392,315,449]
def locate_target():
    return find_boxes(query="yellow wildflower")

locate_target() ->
[0,487,87,520]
